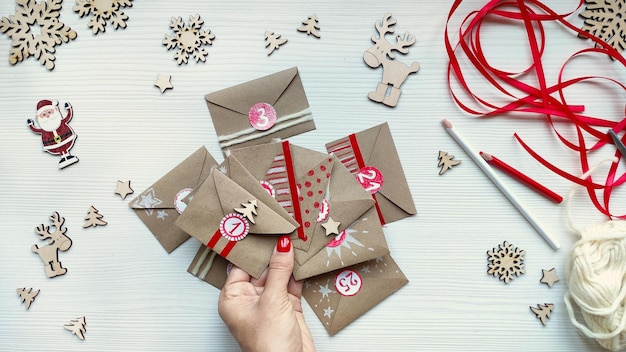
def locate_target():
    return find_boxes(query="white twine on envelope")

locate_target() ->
[564,157,626,351]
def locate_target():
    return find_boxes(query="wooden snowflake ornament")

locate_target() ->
[163,14,215,65]
[0,0,78,70]
[579,0,626,53]
[487,241,525,284]
[73,0,133,34]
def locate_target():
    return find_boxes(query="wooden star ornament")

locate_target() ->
[539,268,559,288]
[154,73,173,93]
[321,216,341,236]
[115,180,134,199]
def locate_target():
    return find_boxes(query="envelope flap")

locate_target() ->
[205,67,298,116]
[129,146,216,209]
[328,158,374,224]
[213,170,296,234]
[290,144,330,177]
[363,123,416,215]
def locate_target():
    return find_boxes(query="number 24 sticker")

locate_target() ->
[356,166,384,194]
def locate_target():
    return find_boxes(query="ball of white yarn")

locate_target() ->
[565,220,626,351]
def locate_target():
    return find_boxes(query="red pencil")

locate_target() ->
[480,152,563,204]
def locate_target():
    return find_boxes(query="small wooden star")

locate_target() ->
[154,73,173,93]
[539,268,560,288]
[115,180,134,199]
[321,216,341,236]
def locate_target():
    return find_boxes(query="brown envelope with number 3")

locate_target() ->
[326,122,416,225]
[129,146,217,253]
[205,66,316,155]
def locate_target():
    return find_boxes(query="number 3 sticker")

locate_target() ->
[249,102,277,131]
[356,166,384,194]
[220,213,250,242]
[334,269,362,296]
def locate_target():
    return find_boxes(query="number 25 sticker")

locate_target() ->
[219,213,250,242]
[334,269,362,296]
[356,166,384,194]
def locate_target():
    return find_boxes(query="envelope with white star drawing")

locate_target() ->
[326,122,416,225]
[129,146,217,253]
[206,66,316,155]
[175,156,299,279]
[228,140,385,280]
[302,254,408,336]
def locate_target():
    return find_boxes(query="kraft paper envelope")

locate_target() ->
[175,166,298,279]
[187,244,230,290]
[326,122,416,224]
[303,254,408,336]
[205,66,316,154]
[129,146,217,253]
[293,207,389,280]
[228,141,376,279]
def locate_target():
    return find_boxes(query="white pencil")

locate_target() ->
[442,118,560,250]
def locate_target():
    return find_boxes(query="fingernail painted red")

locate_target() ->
[277,235,291,253]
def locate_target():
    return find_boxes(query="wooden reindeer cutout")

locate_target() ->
[364,13,419,107]
[32,212,72,278]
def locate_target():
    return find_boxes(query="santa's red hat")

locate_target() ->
[36,99,58,115]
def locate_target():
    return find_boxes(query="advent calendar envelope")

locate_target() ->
[293,207,389,280]
[229,141,376,280]
[326,122,416,224]
[187,244,230,290]
[175,164,298,279]
[205,67,316,154]
[129,146,217,253]
[303,254,408,336]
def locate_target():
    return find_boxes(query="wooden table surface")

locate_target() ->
[0,0,622,350]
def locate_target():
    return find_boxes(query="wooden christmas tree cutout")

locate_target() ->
[163,14,215,65]
[64,316,87,340]
[115,179,134,199]
[83,205,108,228]
[363,13,419,107]
[74,0,133,34]
[530,303,554,326]
[298,14,320,38]
[17,287,40,310]
[487,241,525,284]
[0,0,78,70]
[539,268,559,288]
[32,212,72,278]
[265,31,287,55]
[154,73,173,93]
[234,199,258,224]
[579,0,626,53]
[438,150,461,175]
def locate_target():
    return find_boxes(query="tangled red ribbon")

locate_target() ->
[446,0,626,218]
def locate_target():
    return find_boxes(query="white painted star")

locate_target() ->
[318,283,333,299]
[321,216,341,236]
[361,265,371,273]
[304,281,311,289]
[133,188,162,216]
[157,210,168,220]
[323,306,334,318]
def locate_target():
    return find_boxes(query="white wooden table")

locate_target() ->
[0,0,620,350]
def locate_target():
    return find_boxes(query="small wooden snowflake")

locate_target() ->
[74,0,133,34]
[579,0,626,53]
[0,0,78,70]
[487,241,525,284]
[162,14,215,65]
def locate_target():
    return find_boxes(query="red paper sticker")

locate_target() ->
[334,269,362,297]
[219,213,250,242]
[174,188,193,214]
[316,198,329,223]
[326,229,346,248]
[249,102,277,131]
[356,166,383,194]
[259,180,276,198]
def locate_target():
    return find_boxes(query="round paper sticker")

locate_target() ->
[259,180,276,198]
[220,213,250,242]
[249,102,277,131]
[326,229,346,248]
[174,188,193,214]
[355,166,384,194]
[334,269,362,297]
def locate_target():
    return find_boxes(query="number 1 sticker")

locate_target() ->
[356,166,384,194]
[220,213,250,242]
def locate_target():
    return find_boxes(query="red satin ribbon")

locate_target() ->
[446,0,626,218]
[348,133,386,225]
[282,140,307,241]
[207,230,237,257]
